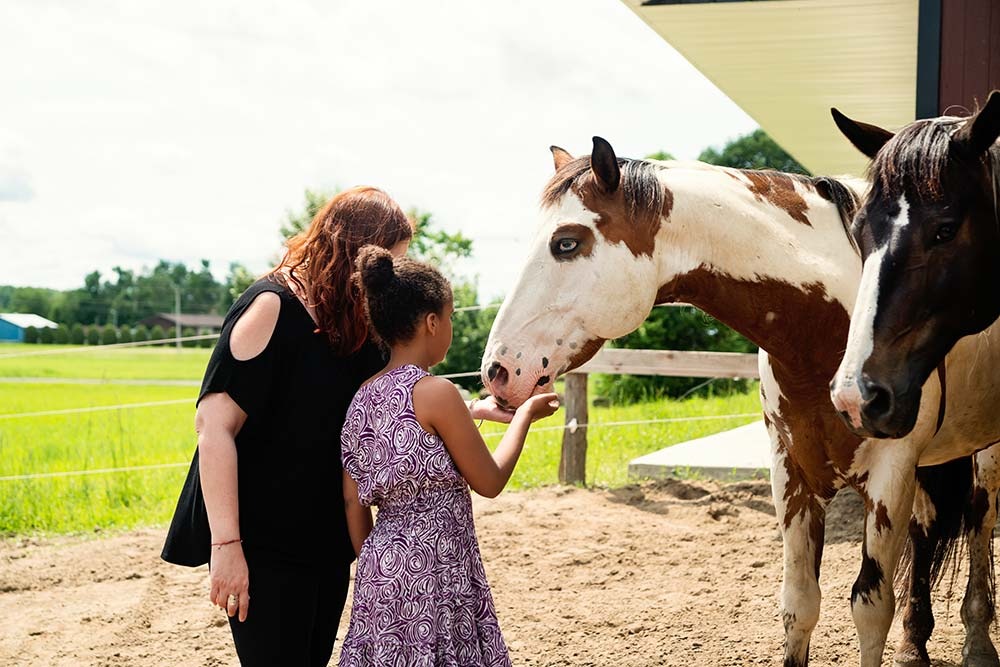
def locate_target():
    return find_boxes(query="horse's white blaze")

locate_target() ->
[830,243,890,428]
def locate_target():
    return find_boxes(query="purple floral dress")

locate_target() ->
[339,364,511,667]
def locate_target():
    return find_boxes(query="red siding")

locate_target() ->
[939,0,1000,114]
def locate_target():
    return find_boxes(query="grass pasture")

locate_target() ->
[0,343,761,535]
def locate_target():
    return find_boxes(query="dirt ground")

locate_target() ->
[0,479,994,666]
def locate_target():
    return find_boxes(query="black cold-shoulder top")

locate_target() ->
[161,277,385,567]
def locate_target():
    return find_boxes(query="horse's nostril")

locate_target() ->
[861,377,894,421]
[537,376,550,387]
[487,361,502,382]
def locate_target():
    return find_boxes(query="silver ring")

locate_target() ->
[228,594,239,606]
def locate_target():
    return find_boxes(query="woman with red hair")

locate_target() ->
[162,187,507,665]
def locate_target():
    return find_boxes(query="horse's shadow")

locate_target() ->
[609,478,868,544]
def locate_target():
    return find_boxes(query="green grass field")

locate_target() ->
[0,343,210,380]
[0,343,761,534]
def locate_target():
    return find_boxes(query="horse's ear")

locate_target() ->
[590,136,620,192]
[953,90,1000,157]
[550,146,574,172]
[831,108,893,159]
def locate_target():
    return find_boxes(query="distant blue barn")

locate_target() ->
[0,313,58,343]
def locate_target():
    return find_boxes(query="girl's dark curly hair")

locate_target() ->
[355,245,452,347]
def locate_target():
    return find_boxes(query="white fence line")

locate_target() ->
[0,398,193,420]
[0,334,219,359]
[0,412,760,482]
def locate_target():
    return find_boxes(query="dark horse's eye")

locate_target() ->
[552,238,579,256]
[933,223,958,244]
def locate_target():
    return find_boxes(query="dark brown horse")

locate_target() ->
[829,91,1000,440]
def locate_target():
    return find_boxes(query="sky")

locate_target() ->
[0,0,757,302]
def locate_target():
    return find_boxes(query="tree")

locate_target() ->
[698,128,808,175]
[70,323,85,345]
[150,325,166,345]
[221,262,256,312]
[118,326,133,344]
[280,188,333,239]
[54,325,70,344]
[430,284,499,392]
[23,326,38,344]
[646,150,675,161]
[86,327,100,345]
[134,324,150,342]
[101,324,118,345]
[182,327,198,348]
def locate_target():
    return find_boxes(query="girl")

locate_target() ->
[161,187,511,666]
[339,246,559,666]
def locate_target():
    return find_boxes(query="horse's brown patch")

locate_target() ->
[574,179,664,258]
[549,224,596,260]
[739,171,812,226]
[563,337,606,374]
[657,267,863,533]
[541,155,669,259]
[874,501,892,533]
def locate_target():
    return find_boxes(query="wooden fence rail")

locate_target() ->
[558,348,760,485]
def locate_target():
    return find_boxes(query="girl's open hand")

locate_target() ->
[471,395,514,424]
[517,392,560,421]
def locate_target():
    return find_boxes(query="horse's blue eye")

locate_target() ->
[557,239,578,253]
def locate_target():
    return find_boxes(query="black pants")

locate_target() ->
[228,556,352,667]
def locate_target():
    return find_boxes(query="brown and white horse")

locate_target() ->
[481,138,1000,667]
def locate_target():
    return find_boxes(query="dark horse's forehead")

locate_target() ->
[868,117,964,202]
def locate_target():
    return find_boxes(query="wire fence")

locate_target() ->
[0,412,760,482]
[1,308,758,483]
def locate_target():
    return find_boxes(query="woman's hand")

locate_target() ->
[516,392,560,422]
[471,395,514,424]
[210,542,250,622]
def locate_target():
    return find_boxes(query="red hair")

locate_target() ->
[272,187,413,355]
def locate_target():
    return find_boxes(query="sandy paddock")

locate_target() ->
[0,479,993,666]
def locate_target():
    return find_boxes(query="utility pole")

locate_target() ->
[173,285,181,351]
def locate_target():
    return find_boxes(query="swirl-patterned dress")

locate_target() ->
[339,364,511,667]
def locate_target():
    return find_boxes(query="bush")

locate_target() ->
[150,325,166,346]
[54,325,70,344]
[118,326,133,344]
[182,327,197,348]
[101,324,118,345]
[86,327,100,345]
[70,323,85,345]
[39,327,55,344]
[23,326,38,344]
[430,283,497,393]
[595,306,758,405]
[133,324,150,342]
[200,333,215,348]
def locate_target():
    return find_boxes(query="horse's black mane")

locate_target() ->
[542,155,860,230]
[542,156,665,221]
[869,115,1000,202]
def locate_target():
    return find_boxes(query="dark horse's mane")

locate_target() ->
[542,155,860,230]
[869,115,1000,203]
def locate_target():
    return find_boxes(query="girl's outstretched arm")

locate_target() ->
[414,377,558,498]
[343,470,373,556]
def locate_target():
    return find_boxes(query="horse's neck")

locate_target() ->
[654,167,864,378]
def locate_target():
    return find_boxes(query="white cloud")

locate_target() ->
[0,0,756,298]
